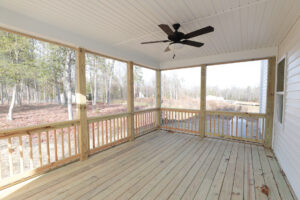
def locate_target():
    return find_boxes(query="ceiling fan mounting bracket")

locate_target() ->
[172,23,181,31]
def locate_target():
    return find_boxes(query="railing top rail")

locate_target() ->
[134,108,159,114]
[0,119,80,138]
[206,110,266,117]
[161,107,200,113]
[87,112,130,123]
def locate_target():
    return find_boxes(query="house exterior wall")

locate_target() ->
[274,17,300,199]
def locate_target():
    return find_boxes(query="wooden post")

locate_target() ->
[127,61,134,141]
[265,57,276,148]
[156,70,162,128]
[199,65,207,137]
[76,48,89,160]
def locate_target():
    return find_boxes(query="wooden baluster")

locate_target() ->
[8,137,13,176]
[74,126,78,155]
[262,118,265,140]
[174,111,176,129]
[240,118,243,138]
[46,131,50,164]
[68,127,71,157]
[222,115,224,136]
[110,119,113,143]
[123,117,126,139]
[246,117,248,139]
[113,118,116,142]
[118,118,120,140]
[38,132,42,166]
[97,122,100,147]
[169,111,171,129]
[29,134,33,169]
[251,118,254,139]
[217,115,220,136]
[180,111,182,130]
[141,113,144,133]
[149,112,151,129]
[213,115,216,136]
[231,117,234,136]
[144,112,146,131]
[188,112,190,130]
[236,116,238,138]
[256,118,259,141]
[227,117,229,136]
[54,130,58,162]
[18,136,24,173]
[136,114,138,136]
[209,114,212,135]
[101,120,104,146]
[61,129,65,159]
[146,112,148,131]
[92,122,95,149]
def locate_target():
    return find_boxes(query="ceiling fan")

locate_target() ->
[141,23,214,52]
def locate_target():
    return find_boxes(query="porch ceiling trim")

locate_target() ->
[159,47,277,69]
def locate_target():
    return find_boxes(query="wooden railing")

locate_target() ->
[134,108,158,138]
[161,108,200,134]
[0,120,80,189]
[87,113,130,155]
[0,108,267,189]
[205,111,266,143]
[160,108,266,143]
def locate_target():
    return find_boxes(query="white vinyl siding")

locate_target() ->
[274,17,300,199]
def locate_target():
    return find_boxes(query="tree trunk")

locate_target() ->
[34,80,39,103]
[0,82,3,105]
[92,68,97,109]
[63,50,73,120]
[105,61,114,106]
[55,79,61,104]
[7,84,17,120]
[16,84,22,106]
[26,83,30,104]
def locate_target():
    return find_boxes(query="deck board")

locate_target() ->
[0,130,296,200]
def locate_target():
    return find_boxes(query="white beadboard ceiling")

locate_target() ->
[0,0,299,69]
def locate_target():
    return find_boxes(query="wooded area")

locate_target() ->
[0,30,76,124]
[0,31,155,129]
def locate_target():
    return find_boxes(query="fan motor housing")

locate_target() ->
[168,32,185,43]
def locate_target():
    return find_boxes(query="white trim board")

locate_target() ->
[159,47,278,69]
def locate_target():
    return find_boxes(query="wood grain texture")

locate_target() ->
[0,131,295,200]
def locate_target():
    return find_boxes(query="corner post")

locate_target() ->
[156,70,162,128]
[127,61,135,141]
[76,48,89,160]
[265,57,276,148]
[199,65,207,137]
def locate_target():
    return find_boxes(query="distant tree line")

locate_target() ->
[162,73,260,102]
[207,86,260,102]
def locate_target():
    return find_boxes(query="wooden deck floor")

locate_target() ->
[0,130,296,200]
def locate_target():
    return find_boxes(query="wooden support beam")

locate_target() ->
[199,65,207,137]
[127,61,134,141]
[265,57,276,148]
[76,48,89,160]
[156,70,162,127]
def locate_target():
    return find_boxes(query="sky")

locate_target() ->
[161,60,264,89]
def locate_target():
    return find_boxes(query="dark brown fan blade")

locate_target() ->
[158,24,174,36]
[141,40,170,44]
[180,40,204,47]
[184,26,214,39]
